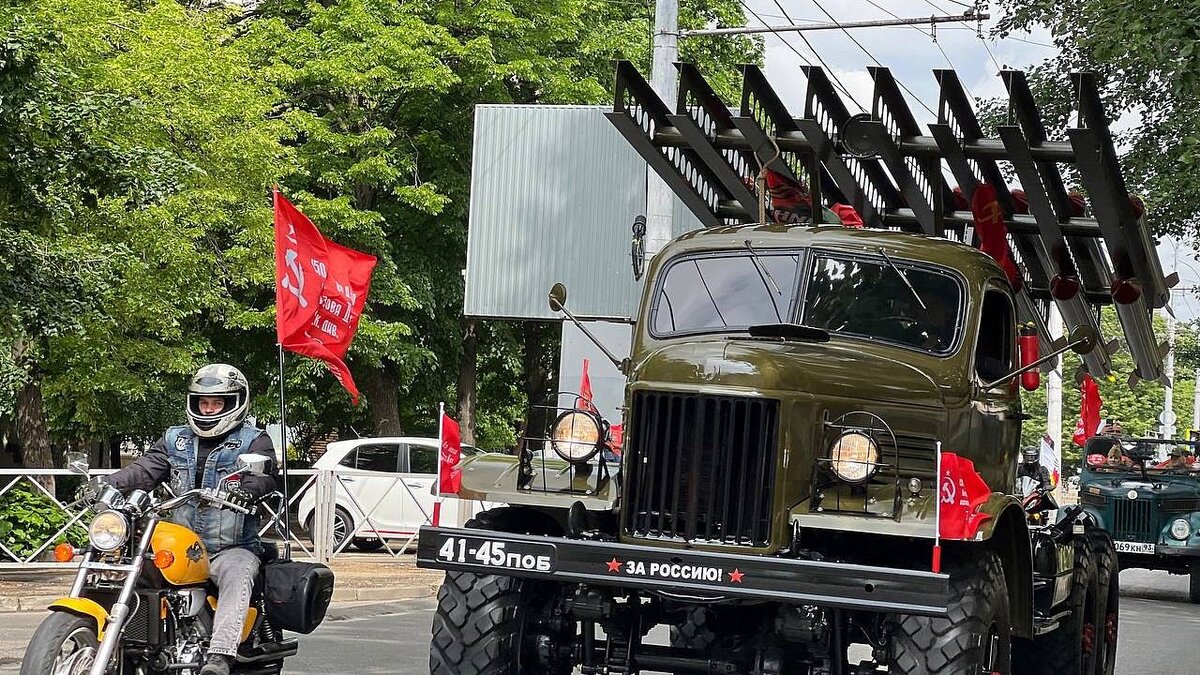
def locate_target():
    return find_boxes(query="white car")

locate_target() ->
[297,437,489,551]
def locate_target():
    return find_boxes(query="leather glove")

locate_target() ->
[218,486,256,512]
[74,476,106,503]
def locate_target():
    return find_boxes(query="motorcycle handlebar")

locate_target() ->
[152,488,252,515]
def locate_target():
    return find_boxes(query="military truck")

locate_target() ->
[417,63,1173,674]
[1078,435,1200,603]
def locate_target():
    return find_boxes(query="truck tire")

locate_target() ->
[1012,535,1099,675]
[1190,562,1200,605]
[889,551,1010,675]
[1088,530,1119,675]
[670,607,717,651]
[429,512,570,675]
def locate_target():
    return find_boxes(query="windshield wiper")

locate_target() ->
[744,240,783,322]
[877,247,927,311]
[745,323,830,342]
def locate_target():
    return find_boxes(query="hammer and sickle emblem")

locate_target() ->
[940,476,956,504]
[281,249,308,308]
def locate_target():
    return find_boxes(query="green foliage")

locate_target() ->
[994,0,1200,236]
[0,482,87,561]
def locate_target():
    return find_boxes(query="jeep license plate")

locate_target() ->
[1114,541,1155,554]
[434,533,557,572]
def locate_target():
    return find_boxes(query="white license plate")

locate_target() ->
[1114,541,1155,554]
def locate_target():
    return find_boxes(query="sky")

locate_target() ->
[733,0,1200,321]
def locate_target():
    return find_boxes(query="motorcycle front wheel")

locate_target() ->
[20,612,102,675]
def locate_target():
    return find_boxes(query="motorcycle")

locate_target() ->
[20,454,334,675]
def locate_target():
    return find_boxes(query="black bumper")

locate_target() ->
[416,526,951,617]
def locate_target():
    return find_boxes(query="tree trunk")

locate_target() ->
[521,321,558,456]
[457,318,478,446]
[15,379,55,491]
[359,361,403,436]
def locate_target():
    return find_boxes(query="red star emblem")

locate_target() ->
[728,568,745,583]
[606,558,622,573]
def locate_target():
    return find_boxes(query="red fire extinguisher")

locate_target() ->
[1019,323,1040,391]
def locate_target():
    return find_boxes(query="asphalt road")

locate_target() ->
[0,569,1194,674]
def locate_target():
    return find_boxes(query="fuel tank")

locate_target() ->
[151,521,209,586]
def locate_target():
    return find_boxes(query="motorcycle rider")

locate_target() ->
[102,364,277,675]
[1016,445,1052,495]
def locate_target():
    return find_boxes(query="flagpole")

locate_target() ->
[277,343,292,559]
[932,440,942,574]
[433,401,445,527]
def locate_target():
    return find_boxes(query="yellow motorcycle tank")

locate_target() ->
[151,521,209,585]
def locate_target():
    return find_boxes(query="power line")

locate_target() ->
[809,0,939,118]
[861,0,976,102]
[768,0,868,112]
[921,0,1005,73]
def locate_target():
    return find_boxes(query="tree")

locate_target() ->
[994,0,1200,237]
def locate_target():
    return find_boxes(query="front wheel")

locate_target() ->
[20,612,102,675]
[1190,562,1200,604]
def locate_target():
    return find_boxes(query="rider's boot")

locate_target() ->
[200,654,232,675]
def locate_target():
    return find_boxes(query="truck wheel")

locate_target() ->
[889,551,1010,675]
[1088,530,1119,675]
[670,607,717,650]
[429,511,571,675]
[1012,536,1099,675]
[1190,562,1200,605]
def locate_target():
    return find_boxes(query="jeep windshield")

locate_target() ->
[650,250,962,354]
[1083,436,1200,476]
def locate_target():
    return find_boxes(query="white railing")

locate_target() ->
[1,467,486,567]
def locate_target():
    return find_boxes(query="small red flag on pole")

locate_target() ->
[274,188,377,404]
[433,403,462,527]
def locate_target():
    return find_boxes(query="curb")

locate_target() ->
[0,585,438,614]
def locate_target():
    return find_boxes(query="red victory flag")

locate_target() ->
[274,189,377,404]
[1072,374,1102,447]
[578,358,598,413]
[938,452,993,541]
[970,183,1022,291]
[438,411,462,497]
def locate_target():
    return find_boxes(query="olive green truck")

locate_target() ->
[416,63,1171,675]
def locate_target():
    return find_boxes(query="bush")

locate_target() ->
[0,481,88,562]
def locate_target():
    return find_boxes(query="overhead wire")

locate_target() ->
[921,0,1005,73]
[809,0,939,118]
[767,0,867,112]
[861,0,976,103]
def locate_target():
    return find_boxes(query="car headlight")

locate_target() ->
[1169,518,1192,541]
[829,432,880,483]
[550,410,603,463]
[88,510,128,552]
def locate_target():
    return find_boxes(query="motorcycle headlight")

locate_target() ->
[89,510,128,552]
[829,432,879,483]
[550,410,603,463]
[1170,518,1192,541]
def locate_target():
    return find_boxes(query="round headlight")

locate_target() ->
[550,410,603,463]
[1170,518,1192,541]
[89,510,128,552]
[829,432,880,483]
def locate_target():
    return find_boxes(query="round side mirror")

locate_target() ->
[235,453,270,476]
[1068,325,1100,355]
[67,451,89,476]
[548,283,568,312]
[841,113,880,159]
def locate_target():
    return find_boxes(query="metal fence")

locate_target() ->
[0,468,487,568]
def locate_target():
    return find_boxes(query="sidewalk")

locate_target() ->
[0,553,444,613]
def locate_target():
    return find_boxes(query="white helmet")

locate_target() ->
[186,364,250,438]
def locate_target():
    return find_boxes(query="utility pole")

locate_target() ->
[1046,304,1064,483]
[646,0,678,258]
[1161,309,1177,440]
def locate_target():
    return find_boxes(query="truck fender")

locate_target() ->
[48,597,109,640]
[967,495,1034,639]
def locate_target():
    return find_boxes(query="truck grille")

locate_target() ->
[622,391,779,546]
[1112,499,1155,542]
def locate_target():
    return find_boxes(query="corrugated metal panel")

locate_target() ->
[465,105,702,321]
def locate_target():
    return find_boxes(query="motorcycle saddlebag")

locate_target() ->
[261,560,335,634]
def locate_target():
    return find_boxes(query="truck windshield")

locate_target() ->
[1083,436,1200,476]
[650,250,962,353]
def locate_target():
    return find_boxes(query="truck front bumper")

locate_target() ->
[416,526,951,617]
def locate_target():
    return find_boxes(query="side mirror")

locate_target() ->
[235,454,270,476]
[67,451,89,476]
[548,283,568,312]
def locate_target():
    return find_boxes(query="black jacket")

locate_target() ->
[107,429,277,498]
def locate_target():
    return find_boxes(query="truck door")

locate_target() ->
[970,288,1021,493]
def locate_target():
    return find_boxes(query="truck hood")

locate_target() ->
[1086,473,1200,497]
[633,338,943,407]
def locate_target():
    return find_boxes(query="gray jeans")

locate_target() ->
[208,547,260,656]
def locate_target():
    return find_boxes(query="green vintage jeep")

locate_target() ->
[416,62,1165,674]
[1078,435,1200,602]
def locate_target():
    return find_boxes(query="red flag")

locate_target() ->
[1072,373,1102,446]
[274,189,377,403]
[578,358,598,414]
[938,452,993,541]
[831,203,864,228]
[607,423,624,458]
[969,183,1022,291]
[438,412,462,496]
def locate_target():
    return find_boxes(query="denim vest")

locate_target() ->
[163,424,265,555]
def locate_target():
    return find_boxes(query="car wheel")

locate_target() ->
[306,507,353,551]
[1190,561,1200,605]
[353,537,385,552]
